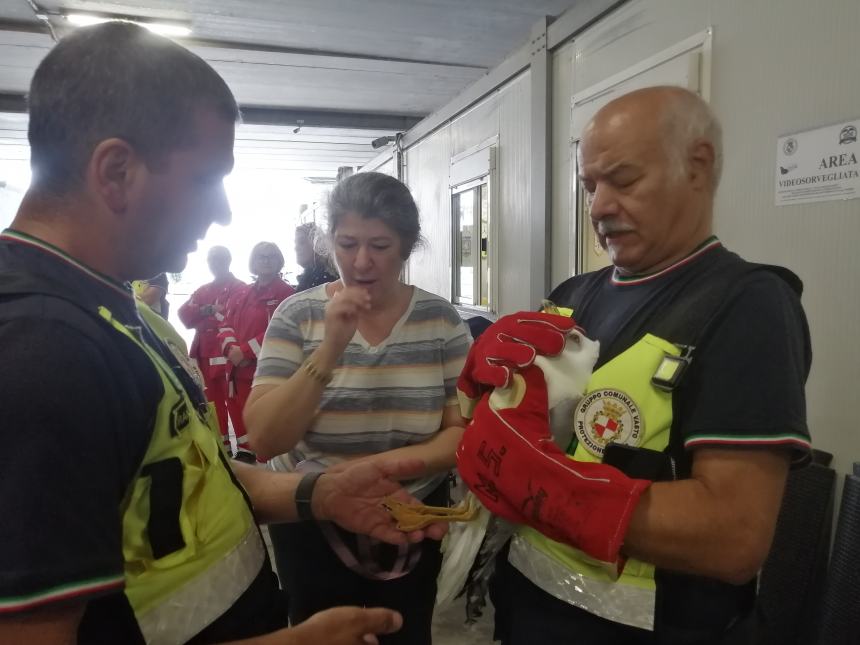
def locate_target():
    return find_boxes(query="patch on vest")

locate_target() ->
[573,388,643,457]
[170,399,191,436]
[164,338,204,390]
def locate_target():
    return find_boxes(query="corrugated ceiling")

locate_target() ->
[0,0,578,178]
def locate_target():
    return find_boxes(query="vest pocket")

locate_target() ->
[141,457,185,558]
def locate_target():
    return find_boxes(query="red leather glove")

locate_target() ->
[456,360,650,568]
[457,312,579,417]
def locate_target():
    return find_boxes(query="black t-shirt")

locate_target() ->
[0,232,285,642]
[548,240,812,637]
[296,264,338,293]
[549,241,812,463]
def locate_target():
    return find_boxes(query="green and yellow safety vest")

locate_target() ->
[510,333,679,631]
[98,304,264,643]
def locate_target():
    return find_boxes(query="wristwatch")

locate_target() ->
[295,472,324,521]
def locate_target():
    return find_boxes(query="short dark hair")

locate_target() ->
[27,21,239,195]
[327,172,421,260]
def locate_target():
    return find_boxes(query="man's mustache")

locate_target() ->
[596,220,635,236]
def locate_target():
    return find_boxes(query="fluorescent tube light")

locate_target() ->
[65,13,192,37]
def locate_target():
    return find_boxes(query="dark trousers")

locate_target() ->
[269,484,446,645]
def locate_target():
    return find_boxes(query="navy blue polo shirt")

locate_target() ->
[0,229,286,643]
[0,230,159,640]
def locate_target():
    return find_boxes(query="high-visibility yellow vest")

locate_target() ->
[510,333,679,632]
[98,305,265,644]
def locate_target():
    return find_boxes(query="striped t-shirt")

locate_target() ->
[255,284,471,496]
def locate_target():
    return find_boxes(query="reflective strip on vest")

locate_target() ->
[209,356,228,366]
[248,337,261,357]
[137,526,265,645]
[513,333,679,632]
[509,533,655,631]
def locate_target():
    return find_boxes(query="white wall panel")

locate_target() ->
[450,98,501,158]
[403,72,531,311]
[496,72,532,312]
[551,42,575,290]
[569,0,709,92]
[404,127,452,300]
[361,155,397,177]
[707,0,860,483]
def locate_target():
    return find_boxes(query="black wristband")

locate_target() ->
[295,472,323,521]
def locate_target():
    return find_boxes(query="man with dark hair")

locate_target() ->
[0,21,443,644]
[26,21,239,199]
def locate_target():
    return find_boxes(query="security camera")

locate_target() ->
[371,135,396,149]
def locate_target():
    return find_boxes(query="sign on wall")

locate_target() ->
[775,119,859,206]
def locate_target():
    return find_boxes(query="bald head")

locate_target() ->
[587,86,723,189]
[578,86,721,275]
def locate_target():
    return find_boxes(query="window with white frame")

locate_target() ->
[450,144,496,311]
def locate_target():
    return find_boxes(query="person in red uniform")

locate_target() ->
[178,246,245,447]
[219,241,295,460]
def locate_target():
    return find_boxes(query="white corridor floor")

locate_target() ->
[432,594,495,644]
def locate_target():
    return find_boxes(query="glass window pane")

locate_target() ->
[453,188,476,305]
[452,192,463,302]
[479,183,490,306]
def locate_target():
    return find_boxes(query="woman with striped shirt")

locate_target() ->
[245,172,471,644]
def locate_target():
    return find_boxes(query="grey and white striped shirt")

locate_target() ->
[255,284,471,497]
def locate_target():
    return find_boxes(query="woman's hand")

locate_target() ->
[322,284,371,357]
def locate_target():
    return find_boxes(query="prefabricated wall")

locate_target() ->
[404,72,531,312]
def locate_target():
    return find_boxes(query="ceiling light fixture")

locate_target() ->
[65,13,192,38]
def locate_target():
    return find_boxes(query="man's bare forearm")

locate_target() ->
[622,447,790,584]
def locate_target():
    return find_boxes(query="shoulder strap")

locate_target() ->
[655,262,801,349]
[652,261,803,474]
